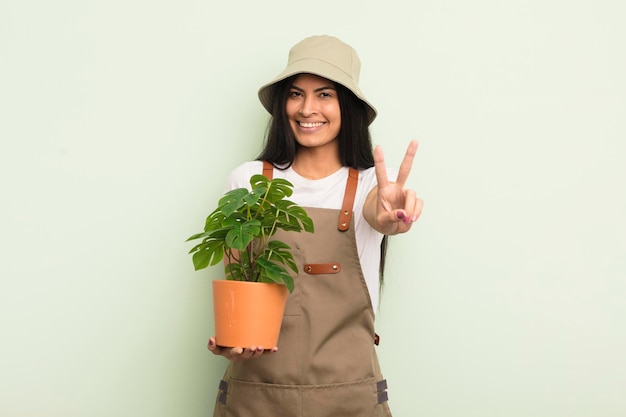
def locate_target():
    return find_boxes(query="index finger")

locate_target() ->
[374,145,389,188]
[395,140,419,186]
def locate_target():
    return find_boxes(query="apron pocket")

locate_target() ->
[302,378,388,417]
[217,379,301,417]
[218,377,390,417]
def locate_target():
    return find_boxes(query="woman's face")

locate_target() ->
[286,73,341,151]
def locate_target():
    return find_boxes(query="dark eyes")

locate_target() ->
[288,90,333,99]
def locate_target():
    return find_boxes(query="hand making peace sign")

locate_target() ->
[364,140,423,235]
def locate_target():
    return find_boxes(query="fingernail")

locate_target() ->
[396,212,405,220]
[257,347,264,352]
[411,215,418,222]
[208,339,214,346]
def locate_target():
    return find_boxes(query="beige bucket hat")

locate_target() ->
[258,35,377,125]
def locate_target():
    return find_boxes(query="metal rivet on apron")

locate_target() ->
[218,391,227,405]
[305,266,312,273]
[377,379,389,404]
[332,264,338,270]
[218,380,229,405]
[377,391,388,404]
[376,380,388,391]
[341,222,347,227]
[343,210,349,215]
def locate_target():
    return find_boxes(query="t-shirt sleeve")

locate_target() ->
[224,161,263,192]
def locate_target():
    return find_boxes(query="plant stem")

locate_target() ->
[246,242,253,282]
[267,206,280,238]
[254,182,271,220]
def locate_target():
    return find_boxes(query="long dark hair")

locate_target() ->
[256,74,389,284]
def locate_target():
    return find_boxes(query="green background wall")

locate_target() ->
[2,0,625,416]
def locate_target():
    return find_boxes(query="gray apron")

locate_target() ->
[213,163,392,417]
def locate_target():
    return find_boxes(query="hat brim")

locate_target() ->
[258,58,377,125]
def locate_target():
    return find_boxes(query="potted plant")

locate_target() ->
[187,174,314,347]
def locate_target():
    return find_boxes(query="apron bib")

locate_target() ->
[213,164,392,417]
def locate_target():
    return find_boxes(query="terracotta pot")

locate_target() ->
[212,280,289,348]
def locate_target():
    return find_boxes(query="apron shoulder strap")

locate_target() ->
[338,168,358,231]
[262,160,274,180]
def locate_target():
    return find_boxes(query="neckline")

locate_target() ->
[286,165,349,184]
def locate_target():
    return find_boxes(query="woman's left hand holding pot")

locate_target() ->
[208,337,278,362]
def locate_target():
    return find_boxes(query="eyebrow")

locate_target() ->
[290,85,336,93]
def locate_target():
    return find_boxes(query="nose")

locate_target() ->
[299,95,317,117]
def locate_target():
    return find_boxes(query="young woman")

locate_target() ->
[208,35,422,417]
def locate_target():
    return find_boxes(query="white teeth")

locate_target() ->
[299,122,324,128]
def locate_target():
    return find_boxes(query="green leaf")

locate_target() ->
[273,200,315,233]
[249,174,269,190]
[278,274,295,294]
[264,178,294,203]
[203,212,226,232]
[218,188,249,217]
[266,240,298,273]
[186,231,207,242]
[243,187,265,207]
[191,240,224,270]
[255,257,295,293]
[224,218,261,251]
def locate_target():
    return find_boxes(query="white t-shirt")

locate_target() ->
[225,161,396,311]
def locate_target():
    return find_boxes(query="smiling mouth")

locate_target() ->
[298,122,325,128]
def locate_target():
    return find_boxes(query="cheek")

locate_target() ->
[331,108,342,126]
[285,98,300,116]
[329,102,341,121]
